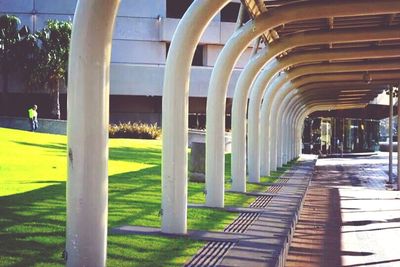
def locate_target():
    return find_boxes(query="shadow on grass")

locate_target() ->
[1,147,253,266]
[0,183,66,267]
[2,139,299,266]
[13,141,67,152]
[13,140,163,166]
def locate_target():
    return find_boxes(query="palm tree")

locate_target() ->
[0,15,21,114]
[30,20,72,119]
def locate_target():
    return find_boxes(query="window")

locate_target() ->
[192,45,204,66]
[166,43,203,66]
[166,0,194,19]
[221,3,250,23]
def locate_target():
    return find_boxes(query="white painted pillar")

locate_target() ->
[260,61,400,170]
[292,103,307,158]
[66,1,120,266]
[289,110,298,160]
[294,112,306,157]
[247,24,400,180]
[249,31,400,177]
[206,0,400,206]
[254,72,285,176]
[289,102,305,158]
[162,0,229,233]
[290,96,307,160]
[231,58,278,189]
[282,100,298,163]
[262,81,292,171]
[274,90,297,168]
[284,98,299,162]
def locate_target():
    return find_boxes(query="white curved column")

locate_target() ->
[232,57,279,187]
[66,1,120,266]
[161,0,229,232]
[249,29,400,177]
[284,96,302,162]
[287,95,306,162]
[262,61,400,171]
[258,76,288,175]
[291,102,307,158]
[274,90,298,167]
[206,0,399,206]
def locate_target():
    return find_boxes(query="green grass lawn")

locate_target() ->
[0,127,294,266]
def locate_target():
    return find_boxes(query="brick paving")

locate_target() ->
[285,154,400,267]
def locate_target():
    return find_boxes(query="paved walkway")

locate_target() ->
[184,156,316,267]
[285,153,400,267]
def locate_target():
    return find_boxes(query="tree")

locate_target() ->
[0,15,21,114]
[30,20,71,119]
[0,15,36,115]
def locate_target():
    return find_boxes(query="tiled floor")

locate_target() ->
[285,153,400,267]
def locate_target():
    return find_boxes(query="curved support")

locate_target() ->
[247,28,400,178]
[206,0,399,204]
[161,0,229,233]
[274,90,298,167]
[66,1,120,266]
[293,100,364,157]
[284,95,303,162]
[263,62,400,172]
[259,75,288,175]
[232,57,278,187]
[281,97,365,162]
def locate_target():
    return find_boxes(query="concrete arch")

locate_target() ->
[271,62,400,167]
[288,88,380,159]
[293,101,364,157]
[266,79,388,172]
[161,0,229,234]
[293,99,366,157]
[245,28,400,179]
[262,68,400,175]
[251,43,400,179]
[67,0,121,266]
[281,90,377,164]
[268,73,400,170]
[231,27,400,187]
[205,0,399,207]
[286,100,365,161]
[268,82,388,170]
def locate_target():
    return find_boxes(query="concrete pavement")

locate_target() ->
[285,153,400,267]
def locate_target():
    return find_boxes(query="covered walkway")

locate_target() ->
[63,0,400,265]
[286,154,400,267]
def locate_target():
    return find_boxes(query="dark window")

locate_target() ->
[192,45,204,66]
[166,0,194,19]
[166,42,170,59]
[221,3,250,23]
[166,43,203,66]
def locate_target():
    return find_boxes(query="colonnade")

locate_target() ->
[65,0,400,265]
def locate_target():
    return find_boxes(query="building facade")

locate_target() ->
[0,0,256,125]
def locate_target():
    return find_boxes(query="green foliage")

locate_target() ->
[28,20,71,90]
[0,127,286,266]
[0,15,36,83]
[0,15,37,114]
[0,15,21,67]
[109,122,162,139]
[0,15,72,119]
[27,19,72,119]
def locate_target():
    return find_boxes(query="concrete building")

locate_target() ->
[0,0,255,125]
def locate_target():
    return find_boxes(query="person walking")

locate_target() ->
[28,105,38,131]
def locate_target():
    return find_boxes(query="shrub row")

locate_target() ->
[109,122,161,139]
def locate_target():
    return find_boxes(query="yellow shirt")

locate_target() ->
[28,108,37,119]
